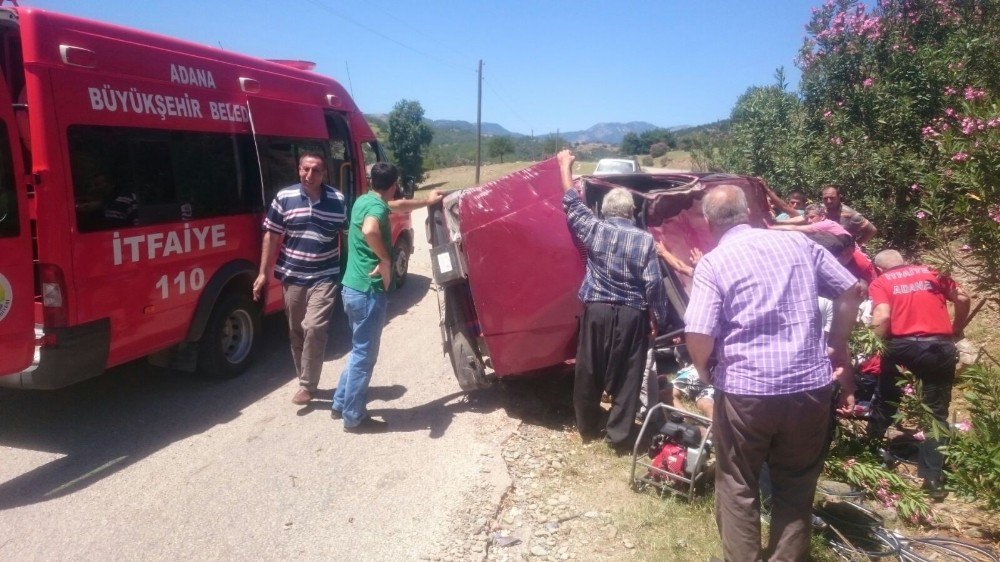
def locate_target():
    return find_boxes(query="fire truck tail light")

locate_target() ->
[42,283,62,307]
[38,263,68,327]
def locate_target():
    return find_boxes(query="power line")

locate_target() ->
[482,75,535,133]
[367,1,472,64]
[300,0,474,75]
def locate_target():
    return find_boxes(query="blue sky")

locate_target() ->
[28,0,823,135]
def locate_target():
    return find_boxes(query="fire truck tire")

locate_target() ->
[392,236,411,288]
[447,330,491,392]
[197,293,261,379]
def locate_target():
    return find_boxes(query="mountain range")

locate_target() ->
[426,119,663,145]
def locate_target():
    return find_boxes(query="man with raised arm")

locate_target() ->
[557,149,667,453]
[331,162,443,432]
[683,184,864,562]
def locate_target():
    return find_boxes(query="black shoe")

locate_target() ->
[331,408,343,420]
[344,416,388,434]
[922,477,948,501]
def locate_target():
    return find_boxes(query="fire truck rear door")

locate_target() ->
[0,79,34,376]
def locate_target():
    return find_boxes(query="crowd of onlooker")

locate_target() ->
[556,150,971,562]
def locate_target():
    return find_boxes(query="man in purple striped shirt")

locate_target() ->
[684,185,863,562]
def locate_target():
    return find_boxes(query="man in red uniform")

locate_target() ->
[867,250,970,495]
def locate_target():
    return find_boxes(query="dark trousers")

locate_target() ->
[574,302,648,447]
[714,386,833,562]
[869,338,957,481]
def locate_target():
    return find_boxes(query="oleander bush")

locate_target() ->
[700,0,1000,303]
[701,0,1000,514]
[943,363,1000,510]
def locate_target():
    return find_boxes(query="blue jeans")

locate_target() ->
[333,286,388,427]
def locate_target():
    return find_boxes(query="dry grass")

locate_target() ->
[563,435,838,561]
[414,160,599,199]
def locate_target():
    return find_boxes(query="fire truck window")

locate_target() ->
[0,121,17,238]
[361,141,384,168]
[69,126,262,232]
[259,138,327,201]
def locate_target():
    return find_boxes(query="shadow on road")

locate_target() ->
[495,367,577,431]
[0,315,297,511]
[0,273,437,511]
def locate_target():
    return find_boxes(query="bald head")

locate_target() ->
[702,184,749,233]
[873,249,906,271]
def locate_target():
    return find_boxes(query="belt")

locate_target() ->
[895,335,951,342]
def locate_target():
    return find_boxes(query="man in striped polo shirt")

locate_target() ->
[253,152,346,405]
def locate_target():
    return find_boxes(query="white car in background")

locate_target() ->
[593,158,641,175]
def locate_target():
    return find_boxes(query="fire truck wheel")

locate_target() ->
[392,237,410,288]
[197,293,261,379]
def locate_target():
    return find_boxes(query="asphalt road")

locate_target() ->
[0,207,521,560]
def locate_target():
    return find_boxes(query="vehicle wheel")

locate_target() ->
[393,236,411,288]
[447,329,491,392]
[197,293,261,379]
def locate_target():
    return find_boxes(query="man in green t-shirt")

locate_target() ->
[332,162,442,433]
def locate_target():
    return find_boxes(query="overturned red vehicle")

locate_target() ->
[427,158,770,391]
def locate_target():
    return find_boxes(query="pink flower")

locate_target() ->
[964,86,986,101]
[960,244,972,251]
[914,430,926,441]
[921,126,939,139]
[944,86,957,96]
[831,136,843,146]
[910,183,920,192]
[952,152,970,162]
[862,78,874,88]
[954,421,971,432]
[916,211,928,220]
[989,205,1000,223]
[844,458,857,468]
[903,384,915,395]
[945,107,956,116]
[823,110,833,120]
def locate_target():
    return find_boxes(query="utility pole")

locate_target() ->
[475,59,483,185]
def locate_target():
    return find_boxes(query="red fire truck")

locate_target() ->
[0,6,415,388]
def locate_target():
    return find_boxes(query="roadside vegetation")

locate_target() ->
[686,0,1000,529]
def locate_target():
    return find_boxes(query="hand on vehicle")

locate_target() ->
[557,149,575,169]
[557,149,576,191]
[370,260,392,290]
[252,273,267,302]
[426,189,445,206]
[690,247,703,267]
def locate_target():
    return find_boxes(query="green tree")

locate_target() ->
[540,134,566,157]
[386,100,433,181]
[620,132,642,155]
[487,136,516,163]
[710,68,815,195]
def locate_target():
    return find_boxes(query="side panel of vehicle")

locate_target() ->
[457,158,584,376]
[0,71,33,376]
[7,8,369,386]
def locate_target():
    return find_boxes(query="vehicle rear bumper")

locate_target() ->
[0,319,110,389]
